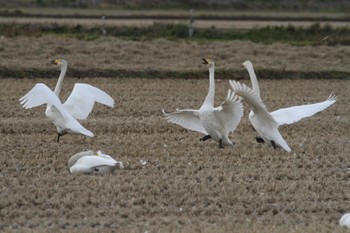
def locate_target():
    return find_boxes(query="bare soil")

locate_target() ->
[0,75,349,232]
[1,34,350,232]
[1,36,350,73]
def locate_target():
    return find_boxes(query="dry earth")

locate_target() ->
[1,36,350,73]
[0,75,349,232]
[0,34,350,232]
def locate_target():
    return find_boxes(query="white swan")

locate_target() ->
[229,60,337,152]
[19,59,115,142]
[163,58,243,148]
[68,150,123,174]
[340,213,350,228]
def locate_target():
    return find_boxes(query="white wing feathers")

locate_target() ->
[271,94,337,125]
[19,83,69,118]
[229,80,268,113]
[162,109,208,135]
[214,89,243,133]
[63,83,115,120]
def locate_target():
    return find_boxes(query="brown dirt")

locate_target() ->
[1,75,349,232]
[1,36,350,73]
[1,34,350,232]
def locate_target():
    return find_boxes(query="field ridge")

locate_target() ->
[1,67,349,80]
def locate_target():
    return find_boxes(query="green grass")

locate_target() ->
[0,22,349,45]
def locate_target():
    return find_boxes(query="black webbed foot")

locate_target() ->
[200,135,211,141]
[256,137,265,143]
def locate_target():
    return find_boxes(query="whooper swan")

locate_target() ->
[68,150,123,174]
[163,59,243,148]
[19,59,115,142]
[229,60,336,152]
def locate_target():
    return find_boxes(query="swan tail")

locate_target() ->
[275,134,291,152]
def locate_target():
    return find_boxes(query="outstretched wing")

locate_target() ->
[63,83,115,120]
[162,109,208,135]
[213,89,243,133]
[271,94,337,125]
[19,83,69,118]
[229,80,278,126]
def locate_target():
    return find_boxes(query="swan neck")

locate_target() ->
[247,65,260,97]
[54,65,67,96]
[203,66,215,107]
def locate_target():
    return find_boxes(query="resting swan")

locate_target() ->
[68,150,123,174]
[20,59,115,142]
[229,60,337,152]
[163,58,243,148]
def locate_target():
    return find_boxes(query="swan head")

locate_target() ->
[242,60,253,70]
[51,59,67,68]
[202,58,215,68]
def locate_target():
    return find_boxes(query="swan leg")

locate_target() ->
[57,133,62,143]
[219,139,223,148]
[271,140,277,150]
[256,137,265,143]
[57,132,66,143]
[200,135,211,141]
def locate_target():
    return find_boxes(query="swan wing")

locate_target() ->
[162,109,208,135]
[229,80,268,113]
[213,89,243,133]
[63,83,115,120]
[229,80,278,125]
[271,94,337,125]
[19,83,69,118]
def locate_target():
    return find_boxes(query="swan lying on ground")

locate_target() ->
[163,58,243,148]
[229,60,336,152]
[69,150,123,174]
[19,59,115,142]
[340,213,350,228]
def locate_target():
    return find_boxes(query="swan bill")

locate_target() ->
[202,58,208,64]
[51,59,61,65]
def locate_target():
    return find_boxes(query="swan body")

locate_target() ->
[68,150,123,174]
[19,59,115,142]
[229,80,291,151]
[229,60,337,152]
[340,213,350,228]
[163,59,243,148]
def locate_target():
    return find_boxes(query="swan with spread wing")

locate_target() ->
[229,60,336,152]
[163,59,243,148]
[19,59,115,142]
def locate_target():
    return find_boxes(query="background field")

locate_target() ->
[1,3,350,233]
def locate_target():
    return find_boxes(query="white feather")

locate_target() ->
[340,213,350,228]
[63,83,115,120]
[271,94,337,125]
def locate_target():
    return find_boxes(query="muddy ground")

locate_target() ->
[0,34,350,232]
